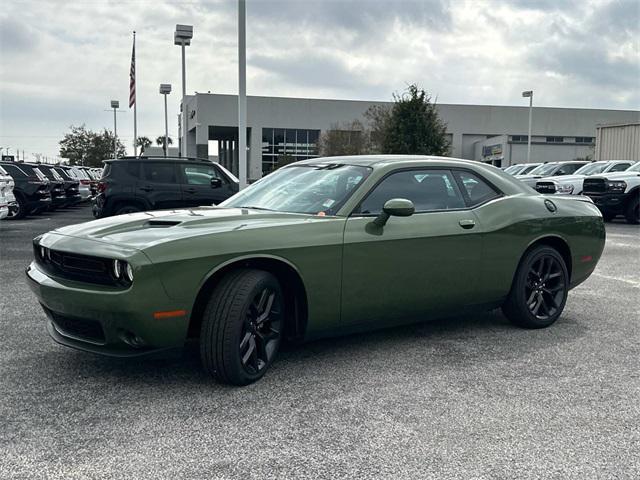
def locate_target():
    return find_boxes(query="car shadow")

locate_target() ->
[29,308,587,390]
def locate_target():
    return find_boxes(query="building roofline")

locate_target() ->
[193,92,640,114]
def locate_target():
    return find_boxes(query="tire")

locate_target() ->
[502,245,569,329]
[5,195,26,220]
[200,269,284,386]
[115,204,142,215]
[601,211,616,222]
[624,195,639,225]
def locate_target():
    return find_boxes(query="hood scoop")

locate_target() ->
[144,220,182,228]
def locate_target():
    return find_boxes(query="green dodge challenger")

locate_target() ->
[27,156,605,385]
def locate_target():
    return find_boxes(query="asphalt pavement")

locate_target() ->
[1,206,638,479]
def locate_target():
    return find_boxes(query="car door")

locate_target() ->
[179,163,234,207]
[340,168,483,327]
[139,162,182,210]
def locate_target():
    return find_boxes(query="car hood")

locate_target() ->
[515,174,544,180]
[541,174,586,183]
[589,171,640,181]
[51,207,333,250]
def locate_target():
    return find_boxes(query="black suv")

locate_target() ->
[93,156,239,218]
[0,162,52,219]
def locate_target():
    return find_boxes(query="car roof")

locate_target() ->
[293,155,489,169]
[105,156,213,164]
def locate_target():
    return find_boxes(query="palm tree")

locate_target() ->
[136,136,152,153]
[156,136,173,147]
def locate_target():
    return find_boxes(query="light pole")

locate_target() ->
[174,24,193,157]
[110,100,119,159]
[159,84,172,157]
[522,90,533,164]
[238,0,247,189]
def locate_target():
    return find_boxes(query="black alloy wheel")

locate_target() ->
[524,256,566,321]
[200,269,284,385]
[502,245,569,329]
[239,287,282,375]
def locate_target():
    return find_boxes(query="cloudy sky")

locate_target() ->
[1,0,638,159]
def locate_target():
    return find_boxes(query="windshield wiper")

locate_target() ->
[238,206,274,211]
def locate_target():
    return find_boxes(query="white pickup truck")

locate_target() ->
[583,161,640,224]
[534,160,634,196]
[0,165,17,220]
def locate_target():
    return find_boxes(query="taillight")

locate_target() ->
[80,179,91,185]
[98,181,107,193]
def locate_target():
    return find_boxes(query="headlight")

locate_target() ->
[125,263,134,282]
[607,180,627,192]
[112,259,121,278]
[556,184,574,194]
[112,259,133,285]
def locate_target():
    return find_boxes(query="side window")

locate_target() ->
[182,164,221,185]
[556,164,579,175]
[359,169,465,215]
[610,163,630,172]
[454,171,500,207]
[142,162,177,183]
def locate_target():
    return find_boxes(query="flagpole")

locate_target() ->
[132,31,138,157]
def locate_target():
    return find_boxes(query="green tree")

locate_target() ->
[59,125,126,167]
[155,136,173,147]
[136,136,152,152]
[371,84,450,156]
[319,120,370,156]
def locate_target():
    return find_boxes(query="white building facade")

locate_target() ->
[180,93,639,180]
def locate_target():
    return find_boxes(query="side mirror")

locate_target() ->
[210,177,222,188]
[373,198,415,227]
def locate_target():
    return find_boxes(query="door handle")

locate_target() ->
[459,219,476,229]
[140,185,154,192]
[185,188,196,194]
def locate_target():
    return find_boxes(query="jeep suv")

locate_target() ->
[93,156,240,217]
[583,161,640,224]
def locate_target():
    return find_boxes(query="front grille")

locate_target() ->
[584,178,607,194]
[34,245,117,286]
[536,182,556,194]
[45,307,105,344]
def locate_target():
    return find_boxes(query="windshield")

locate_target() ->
[626,162,640,172]
[518,164,539,174]
[574,162,607,175]
[528,163,558,175]
[221,164,371,215]
[504,165,521,174]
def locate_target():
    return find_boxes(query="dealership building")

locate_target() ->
[180,93,639,180]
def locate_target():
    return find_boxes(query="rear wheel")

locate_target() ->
[624,195,639,225]
[115,204,141,215]
[5,195,26,220]
[200,269,284,385]
[502,245,569,329]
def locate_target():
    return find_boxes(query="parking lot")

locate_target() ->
[1,206,638,479]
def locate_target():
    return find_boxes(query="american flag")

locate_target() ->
[129,37,136,108]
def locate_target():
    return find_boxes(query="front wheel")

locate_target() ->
[624,195,639,225]
[200,269,284,385]
[502,245,569,329]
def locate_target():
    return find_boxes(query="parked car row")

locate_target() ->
[0,162,97,220]
[504,160,639,224]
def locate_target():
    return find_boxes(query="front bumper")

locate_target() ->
[587,192,626,214]
[26,260,191,357]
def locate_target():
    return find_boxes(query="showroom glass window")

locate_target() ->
[261,128,320,175]
[358,170,465,215]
